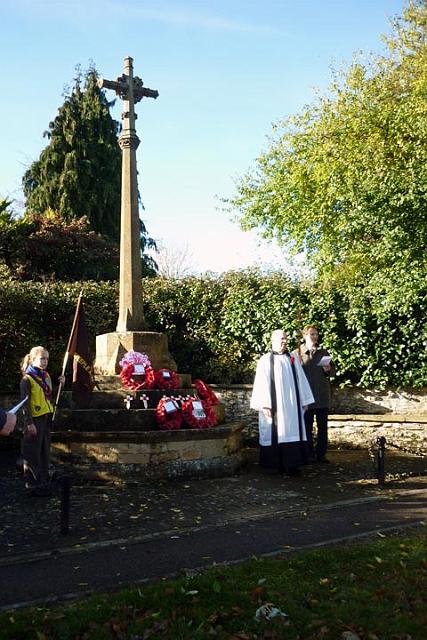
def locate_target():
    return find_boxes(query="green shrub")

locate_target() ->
[0,271,425,392]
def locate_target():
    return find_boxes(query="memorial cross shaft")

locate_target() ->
[98,56,158,332]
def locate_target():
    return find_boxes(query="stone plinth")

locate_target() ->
[95,331,177,374]
[52,422,245,480]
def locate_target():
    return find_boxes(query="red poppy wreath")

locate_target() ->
[120,362,155,391]
[153,368,180,391]
[193,379,220,406]
[155,397,182,430]
[119,352,155,392]
[181,397,216,429]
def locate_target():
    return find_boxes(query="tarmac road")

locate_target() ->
[1,481,426,611]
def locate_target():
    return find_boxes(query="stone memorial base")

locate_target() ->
[52,373,244,481]
[51,422,245,481]
[95,331,177,375]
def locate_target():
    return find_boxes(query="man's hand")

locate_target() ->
[262,408,272,419]
[58,375,66,385]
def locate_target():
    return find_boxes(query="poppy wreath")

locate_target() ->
[120,362,155,391]
[193,379,220,406]
[119,351,155,392]
[155,397,182,430]
[153,368,180,391]
[181,397,216,429]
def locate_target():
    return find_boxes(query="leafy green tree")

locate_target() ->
[229,1,427,297]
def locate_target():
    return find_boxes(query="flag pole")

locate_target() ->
[53,289,84,422]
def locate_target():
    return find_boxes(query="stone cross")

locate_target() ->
[98,56,158,332]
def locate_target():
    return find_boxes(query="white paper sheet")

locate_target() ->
[164,400,177,413]
[317,356,331,367]
[9,396,28,414]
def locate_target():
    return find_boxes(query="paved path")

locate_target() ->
[0,448,426,610]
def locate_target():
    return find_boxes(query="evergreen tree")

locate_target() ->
[23,64,157,275]
[23,66,122,241]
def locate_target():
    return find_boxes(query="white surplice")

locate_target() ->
[250,353,314,446]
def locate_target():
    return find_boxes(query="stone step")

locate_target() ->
[54,403,226,432]
[94,373,192,391]
[59,388,201,409]
[52,421,245,444]
[51,421,246,480]
[54,408,157,431]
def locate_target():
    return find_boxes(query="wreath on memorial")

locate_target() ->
[119,351,155,391]
[193,379,220,406]
[181,397,216,429]
[155,396,182,430]
[153,368,180,391]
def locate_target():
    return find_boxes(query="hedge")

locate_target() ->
[0,271,426,392]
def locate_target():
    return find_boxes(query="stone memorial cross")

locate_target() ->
[98,56,158,332]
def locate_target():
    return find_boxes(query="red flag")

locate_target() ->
[67,293,95,408]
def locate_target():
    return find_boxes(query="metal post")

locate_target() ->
[377,436,386,486]
[60,476,71,534]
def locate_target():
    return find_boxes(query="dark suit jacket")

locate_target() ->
[293,347,335,409]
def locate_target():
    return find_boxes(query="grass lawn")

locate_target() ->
[1,529,426,640]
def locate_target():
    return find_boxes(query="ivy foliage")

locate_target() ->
[0,272,425,392]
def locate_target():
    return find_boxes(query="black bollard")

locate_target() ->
[376,436,386,486]
[60,476,71,535]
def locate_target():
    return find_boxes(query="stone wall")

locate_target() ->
[212,385,427,455]
[330,387,427,415]
[327,417,427,456]
[213,385,427,417]
[2,385,426,455]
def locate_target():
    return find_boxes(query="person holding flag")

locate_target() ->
[20,346,65,495]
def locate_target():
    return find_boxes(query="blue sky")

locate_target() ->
[0,0,405,273]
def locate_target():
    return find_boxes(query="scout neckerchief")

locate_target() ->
[25,365,52,400]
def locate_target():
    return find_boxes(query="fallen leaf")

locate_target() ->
[251,585,266,602]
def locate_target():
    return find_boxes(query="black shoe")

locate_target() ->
[317,457,331,464]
